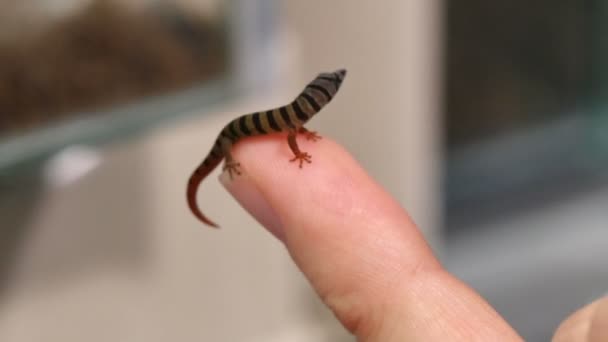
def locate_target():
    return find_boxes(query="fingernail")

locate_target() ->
[219,171,286,242]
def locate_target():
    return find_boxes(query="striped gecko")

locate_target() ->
[187,69,347,227]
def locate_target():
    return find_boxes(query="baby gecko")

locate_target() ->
[187,69,347,227]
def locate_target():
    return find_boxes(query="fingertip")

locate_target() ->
[222,135,520,340]
[219,163,286,241]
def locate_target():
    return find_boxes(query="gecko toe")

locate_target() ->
[223,161,242,179]
[290,152,312,168]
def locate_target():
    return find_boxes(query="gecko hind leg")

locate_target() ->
[298,127,322,141]
[288,131,312,168]
[220,137,242,179]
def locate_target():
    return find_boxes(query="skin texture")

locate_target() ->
[217,135,608,341]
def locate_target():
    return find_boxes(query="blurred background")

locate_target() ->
[0,0,606,341]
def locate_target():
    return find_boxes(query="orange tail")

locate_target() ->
[187,156,223,228]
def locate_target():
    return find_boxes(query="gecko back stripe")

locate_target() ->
[308,84,332,101]
[233,120,245,137]
[220,129,232,140]
[251,112,266,134]
[239,116,252,136]
[292,100,309,121]
[266,110,281,131]
[246,115,259,135]
[229,122,239,138]
[301,93,321,113]
[258,111,272,132]
[319,76,339,85]
[279,107,295,128]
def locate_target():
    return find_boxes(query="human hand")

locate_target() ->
[220,136,607,341]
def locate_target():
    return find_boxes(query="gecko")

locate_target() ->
[187,69,347,227]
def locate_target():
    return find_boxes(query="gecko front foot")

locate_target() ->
[299,129,322,141]
[290,152,312,168]
[223,161,242,179]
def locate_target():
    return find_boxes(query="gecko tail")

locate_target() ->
[187,157,223,228]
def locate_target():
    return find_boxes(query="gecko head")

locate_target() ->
[319,69,347,89]
[334,69,347,81]
[332,69,347,91]
[318,69,346,81]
